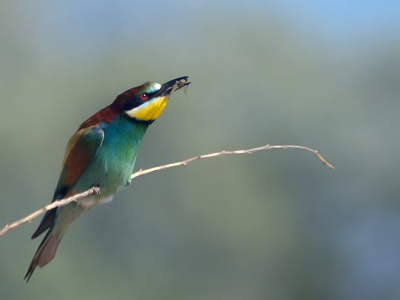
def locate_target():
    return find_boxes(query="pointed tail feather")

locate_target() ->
[25,199,90,282]
[24,230,62,282]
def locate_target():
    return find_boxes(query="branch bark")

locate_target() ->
[0,187,100,237]
[0,144,333,237]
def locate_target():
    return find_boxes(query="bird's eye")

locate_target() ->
[140,93,147,100]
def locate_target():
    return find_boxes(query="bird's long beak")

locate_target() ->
[156,76,191,99]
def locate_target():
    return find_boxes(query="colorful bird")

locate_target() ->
[25,76,190,282]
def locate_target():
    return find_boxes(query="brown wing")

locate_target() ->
[31,126,104,239]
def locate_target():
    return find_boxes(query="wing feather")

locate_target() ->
[31,126,104,239]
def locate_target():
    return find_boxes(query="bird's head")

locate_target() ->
[78,76,190,130]
[118,76,190,123]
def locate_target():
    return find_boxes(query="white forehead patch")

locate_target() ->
[148,83,161,93]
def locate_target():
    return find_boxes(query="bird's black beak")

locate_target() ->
[157,76,191,98]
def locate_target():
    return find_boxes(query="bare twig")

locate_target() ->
[0,144,333,237]
[131,144,334,180]
[0,187,100,237]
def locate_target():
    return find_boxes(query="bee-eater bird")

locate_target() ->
[24,76,190,282]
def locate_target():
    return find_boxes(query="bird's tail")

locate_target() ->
[24,226,63,282]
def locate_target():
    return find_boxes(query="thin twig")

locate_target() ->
[0,144,333,237]
[131,144,334,179]
[0,187,100,237]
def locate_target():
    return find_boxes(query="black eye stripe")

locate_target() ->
[123,91,157,111]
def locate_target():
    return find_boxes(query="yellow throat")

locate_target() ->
[125,96,169,122]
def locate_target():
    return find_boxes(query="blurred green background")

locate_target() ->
[1,1,400,299]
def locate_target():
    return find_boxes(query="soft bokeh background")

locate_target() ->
[1,1,400,299]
